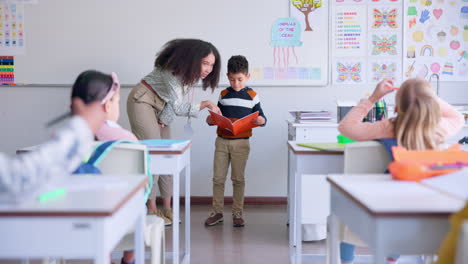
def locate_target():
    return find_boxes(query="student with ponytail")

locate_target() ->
[337,78,464,264]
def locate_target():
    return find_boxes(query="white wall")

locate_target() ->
[0,84,355,196]
[0,82,466,196]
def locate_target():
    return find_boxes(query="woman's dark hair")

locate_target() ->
[155,39,220,91]
[71,70,113,104]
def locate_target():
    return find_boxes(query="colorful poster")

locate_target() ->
[368,60,401,83]
[0,3,25,55]
[332,5,367,57]
[247,0,329,85]
[368,31,400,56]
[403,1,468,81]
[333,59,366,84]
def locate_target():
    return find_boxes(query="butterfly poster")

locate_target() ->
[333,60,366,84]
[369,32,400,56]
[370,7,399,29]
[368,60,400,83]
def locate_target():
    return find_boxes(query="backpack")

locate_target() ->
[73,140,153,202]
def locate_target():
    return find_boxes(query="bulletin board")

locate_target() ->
[331,0,404,86]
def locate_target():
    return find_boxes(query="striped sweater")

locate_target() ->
[216,87,266,139]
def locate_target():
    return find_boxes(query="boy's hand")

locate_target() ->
[252,116,265,125]
[71,98,105,134]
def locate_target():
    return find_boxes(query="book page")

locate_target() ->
[209,110,259,136]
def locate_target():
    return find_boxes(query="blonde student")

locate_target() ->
[337,78,464,264]
[204,55,267,227]
[0,98,105,199]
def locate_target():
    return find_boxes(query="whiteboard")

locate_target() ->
[14,0,329,86]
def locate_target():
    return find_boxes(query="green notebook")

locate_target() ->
[297,142,345,151]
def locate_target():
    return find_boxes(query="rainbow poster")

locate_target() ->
[403,0,468,81]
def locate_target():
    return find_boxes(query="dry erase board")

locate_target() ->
[14,0,329,86]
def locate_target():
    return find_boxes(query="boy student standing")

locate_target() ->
[204,55,267,227]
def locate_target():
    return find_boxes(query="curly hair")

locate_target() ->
[227,55,249,75]
[155,39,221,91]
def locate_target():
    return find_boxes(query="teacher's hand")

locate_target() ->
[201,100,221,115]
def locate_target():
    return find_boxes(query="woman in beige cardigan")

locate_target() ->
[127,39,221,225]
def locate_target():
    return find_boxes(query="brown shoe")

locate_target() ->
[204,213,223,226]
[233,214,245,227]
[148,209,172,226]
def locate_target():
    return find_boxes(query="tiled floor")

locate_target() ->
[0,204,423,264]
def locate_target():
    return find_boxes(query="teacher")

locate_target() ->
[127,39,221,224]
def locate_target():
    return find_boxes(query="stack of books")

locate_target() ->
[289,110,333,123]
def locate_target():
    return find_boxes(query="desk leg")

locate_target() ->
[328,214,340,264]
[295,168,302,264]
[289,151,296,262]
[135,208,145,264]
[287,149,291,226]
[184,163,191,263]
[173,171,180,264]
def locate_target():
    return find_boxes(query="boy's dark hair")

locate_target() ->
[155,38,221,91]
[71,70,112,104]
[227,55,249,75]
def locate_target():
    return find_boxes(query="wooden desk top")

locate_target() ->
[0,175,148,217]
[327,174,465,217]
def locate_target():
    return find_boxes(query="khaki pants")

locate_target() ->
[212,137,250,215]
[127,83,173,198]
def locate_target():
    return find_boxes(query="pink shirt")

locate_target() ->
[96,120,138,141]
[338,97,464,142]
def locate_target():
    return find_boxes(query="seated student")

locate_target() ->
[338,78,464,264]
[71,70,171,264]
[71,70,139,142]
[0,98,105,198]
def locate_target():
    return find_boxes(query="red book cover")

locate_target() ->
[209,110,259,136]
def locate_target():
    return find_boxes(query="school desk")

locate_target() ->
[147,140,192,264]
[287,141,344,264]
[327,174,465,264]
[0,175,148,264]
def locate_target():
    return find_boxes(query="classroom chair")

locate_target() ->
[328,141,437,264]
[95,142,165,264]
[456,221,468,264]
[327,141,392,264]
[54,142,164,264]
[343,141,392,174]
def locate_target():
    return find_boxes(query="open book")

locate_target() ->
[209,110,259,136]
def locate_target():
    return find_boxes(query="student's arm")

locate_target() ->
[437,97,464,139]
[0,116,94,197]
[338,98,394,141]
[252,93,267,126]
